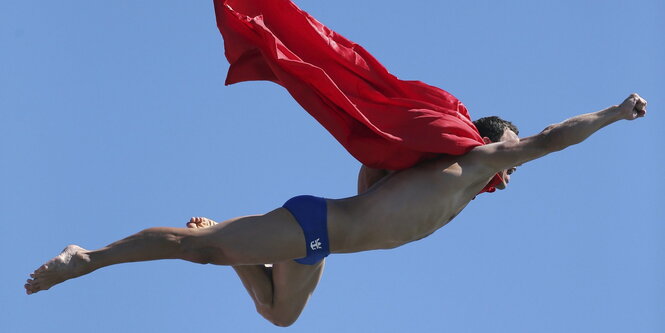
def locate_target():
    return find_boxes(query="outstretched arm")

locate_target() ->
[469,93,648,173]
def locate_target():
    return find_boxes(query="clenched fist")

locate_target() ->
[617,93,647,120]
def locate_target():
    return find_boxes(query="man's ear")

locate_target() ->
[482,137,492,144]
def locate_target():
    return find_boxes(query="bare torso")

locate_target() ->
[327,153,494,253]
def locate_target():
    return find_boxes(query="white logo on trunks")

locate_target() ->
[310,238,322,251]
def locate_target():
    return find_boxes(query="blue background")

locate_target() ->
[2,1,663,332]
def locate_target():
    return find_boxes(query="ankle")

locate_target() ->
[73,250,93,272]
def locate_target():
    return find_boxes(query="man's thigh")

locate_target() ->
[196,208,307,265]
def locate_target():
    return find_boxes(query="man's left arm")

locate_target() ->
[468,93,648,173]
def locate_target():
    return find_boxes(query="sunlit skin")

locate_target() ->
[25,94,646,327]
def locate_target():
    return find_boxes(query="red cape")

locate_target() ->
[214,0,501,193]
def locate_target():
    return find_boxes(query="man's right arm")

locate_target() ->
[468,94,647,173]
[357,165,392,194]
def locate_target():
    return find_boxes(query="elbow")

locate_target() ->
[539,124,567,152]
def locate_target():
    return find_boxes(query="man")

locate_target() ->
[25,0,649,327]
[25,93,647,326]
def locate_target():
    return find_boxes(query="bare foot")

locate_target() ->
[25,245,91,295]
[186,217,218,229]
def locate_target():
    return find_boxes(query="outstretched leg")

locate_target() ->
[188,217,324,327]
[25,208,307,295]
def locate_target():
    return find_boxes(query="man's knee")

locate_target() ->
[257,305,300,327]
[271,317,297,328]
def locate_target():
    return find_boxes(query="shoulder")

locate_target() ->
[461,132,551,173]
[357,165,392,194]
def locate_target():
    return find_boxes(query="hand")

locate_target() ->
[617,93,647,120]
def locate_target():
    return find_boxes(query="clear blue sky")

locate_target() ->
[2,1,663,332]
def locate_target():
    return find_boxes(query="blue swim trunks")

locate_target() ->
[282,195,329,265]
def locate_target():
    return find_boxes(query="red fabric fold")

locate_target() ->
[214,0,500,193]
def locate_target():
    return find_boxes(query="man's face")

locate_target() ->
[494,129,519,190]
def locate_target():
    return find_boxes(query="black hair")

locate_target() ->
[473,116,519,143]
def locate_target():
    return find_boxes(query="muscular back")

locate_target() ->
[328,154,496,253]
